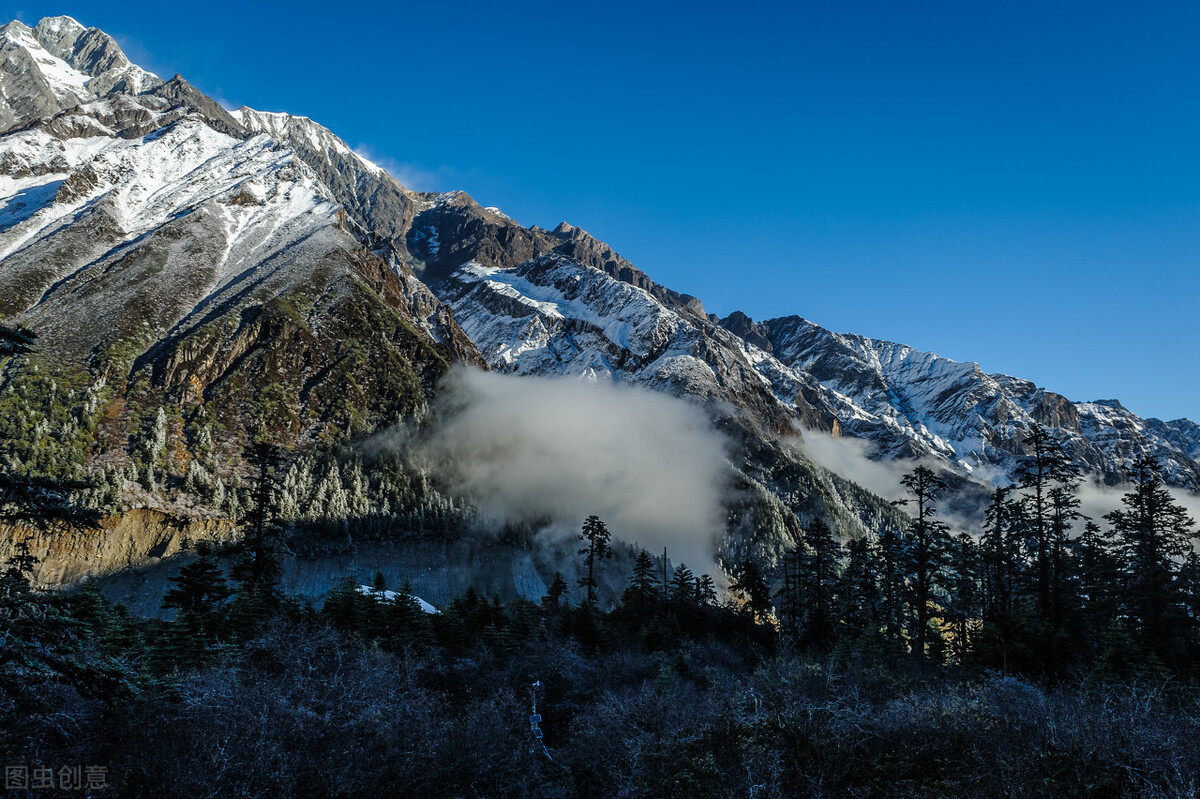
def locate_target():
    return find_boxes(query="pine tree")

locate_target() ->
[898,465,954,661]
[0,537,38,613]
[669,563,697,606]
[148,406,168,470]
[1070,518,1120,663]
[978,486,1025,671]
[839,536,883,642]
[944,532,982,664]
[1015,423,1078,623]
[696,574,718,608]
[980,486,1018,621]
[623,549,659,610]
[577,515,613,605]
[1104,456,1195,665]
[387,581,431,645]
[230,439,286,629]
[798,518,841,651]
[777,544,803,639]
[731,559,772,625]
[631,549,658,595]
[1047,483,1082,631]
[160,555,230,667]
[5,536,37,578]
[876,524,908,644]
[162,557,230,619]
[543,572,569,612]
[1176,551,1200,661]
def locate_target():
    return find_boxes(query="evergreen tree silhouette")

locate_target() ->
[731,559,772,625]
[1104,456,1195,666]
[577,515,613,605]
[897,465,953,661]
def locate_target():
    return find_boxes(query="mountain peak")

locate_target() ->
[32,15,86,56]
[0,16,160,132]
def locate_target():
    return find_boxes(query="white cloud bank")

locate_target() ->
[426,368,732,575]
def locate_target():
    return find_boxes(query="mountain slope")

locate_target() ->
[0,18,478,471]
[720,314,1200,489]
[0,15,1196,592]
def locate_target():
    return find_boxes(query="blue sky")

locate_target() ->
[9,1,1200,421]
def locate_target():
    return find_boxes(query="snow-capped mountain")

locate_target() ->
[0,16,158,131]
[718,314,1200,489]
[0,16,478,454]
[0,14,1196,584]
[425,228,1200,491]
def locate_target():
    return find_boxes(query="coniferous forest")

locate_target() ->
[2,398,1200,797]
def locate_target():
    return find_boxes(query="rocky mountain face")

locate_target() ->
[0,18,480,461]
[717,314,1200,490]
[0,16,1196,592]
[0,17,158,131]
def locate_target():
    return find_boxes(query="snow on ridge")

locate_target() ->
[750,312,1200,485]
[453,256,676,359]
[483,205,513,222]
[0,113,341,285]
[231,106,385,177]
[0,20,91,97]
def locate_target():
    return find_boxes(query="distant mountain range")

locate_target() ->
[1,16,1196,585]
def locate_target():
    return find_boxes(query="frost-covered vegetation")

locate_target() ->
[2,545,1198,799]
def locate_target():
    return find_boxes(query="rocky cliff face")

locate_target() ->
[0,507,237,587]
[0,17,158,132]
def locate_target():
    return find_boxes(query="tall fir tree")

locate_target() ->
[1069,519,1121,663]
[230,438,285,630]
[625,549,660,606]
[1103,456,1195,666]
[1014,423,1079,623]
[159,555,230,668]
[944,532,982,665]
[838,536,883,642]
[898,465,954,661]
[980,486,1019,625]
[876,524,908,645]
[543,572,569,612]
[577,515,613,605]
[731,559,772,625]
[798,518,841,651]
[668,563,698,610]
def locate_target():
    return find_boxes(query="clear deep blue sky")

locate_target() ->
[9,1,1200,422]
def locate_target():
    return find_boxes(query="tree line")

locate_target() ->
[3,470,1198,797]
[762,425,1200,678]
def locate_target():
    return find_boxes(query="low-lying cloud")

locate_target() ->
[1076,479,1200,536]
[426,368,732,575]
[798,429,912,503]
[801,429,1200,540]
